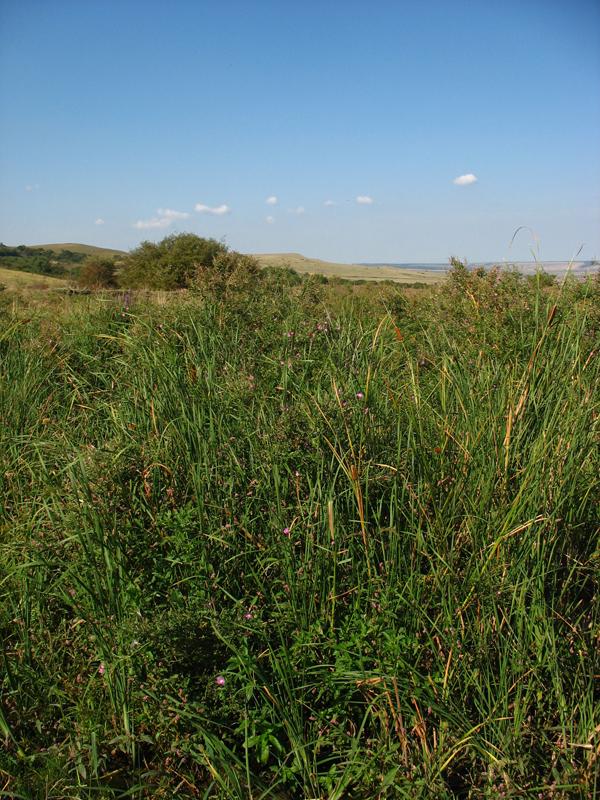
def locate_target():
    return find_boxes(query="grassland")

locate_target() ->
[0,267,598,798]
[253,252,443,283]
[0,265,69,289]
[32,242,127,258]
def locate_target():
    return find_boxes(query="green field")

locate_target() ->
[1,266,598,798]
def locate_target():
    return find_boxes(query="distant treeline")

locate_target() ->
[0,244,86,276]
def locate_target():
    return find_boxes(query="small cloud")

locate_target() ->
[157,208,190,220]
[453,173,478,186]
[266,195,278,205]
[133,216,173,230]
[265,215,275,224]
[94,218,105,225]
[25,183,39,192]
[195,203,230,215]
[291,206,305,215]
[324,199,336,207]
[356,195,373,205]
[133,207,191,230]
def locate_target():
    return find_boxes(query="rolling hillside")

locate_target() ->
[31,243,126,258]
[30,245,444,283]
[253,252,443,283]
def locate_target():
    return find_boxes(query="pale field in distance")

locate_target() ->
[253,252,444,283]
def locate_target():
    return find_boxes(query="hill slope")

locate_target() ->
[0,266,69,289]
[253,252,442,283]
[24,244,443,283]
[32,243,126,257]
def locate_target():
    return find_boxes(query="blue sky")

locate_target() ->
[1,0,599,262]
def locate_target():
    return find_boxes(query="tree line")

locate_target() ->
[0,244,86,276]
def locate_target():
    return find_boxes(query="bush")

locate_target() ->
[119,233,227,289]
[191,250,261,301]
[77,255,117,288]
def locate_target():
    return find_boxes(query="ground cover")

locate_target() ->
[0,268,598,798]
[0,266,69,290]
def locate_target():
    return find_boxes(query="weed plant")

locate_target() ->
[0,266,598,798]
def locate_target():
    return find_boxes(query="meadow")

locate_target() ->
[0,265,598,798]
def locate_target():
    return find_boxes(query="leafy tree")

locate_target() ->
[77,255,117,288]
[119,233,227,289]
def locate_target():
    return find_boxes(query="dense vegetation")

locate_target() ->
[117,234,228,289]
[0,243,86,277]
[0,264,598,798]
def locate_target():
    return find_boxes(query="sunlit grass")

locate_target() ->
[1,269,598,798]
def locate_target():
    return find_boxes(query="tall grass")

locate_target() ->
[0,270,598,798]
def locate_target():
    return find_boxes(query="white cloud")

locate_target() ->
[453,173,478,186]
[157,208,190,220]
[133,207,191,230]
[265,215,275,224]
[195,203,230,215]
[94,218,105,225]
[133,216,173,230]
[266,195,278,205]
[292,206,305,215]
[324,199,336,207]
[25,183,39,192]
[356,195,373,205]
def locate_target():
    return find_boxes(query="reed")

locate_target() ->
[1,269,598,797]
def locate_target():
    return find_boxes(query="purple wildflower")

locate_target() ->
[215,675,226,687]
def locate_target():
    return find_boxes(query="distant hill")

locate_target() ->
[0,243,125,283]
[10,243,443,284]
[32,243,126,257]
[253,252,442,283]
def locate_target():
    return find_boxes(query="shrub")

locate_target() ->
[77,255,117,288]
[191,250,261,301]
[119,233,227,289]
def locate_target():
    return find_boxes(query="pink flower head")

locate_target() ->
[215,675,226,687]
[356,391,364,400]
[243,612,253,620]
[283,527,291,536]
[98,663,105,676]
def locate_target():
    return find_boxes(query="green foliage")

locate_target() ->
[77,254,118,288]
[260,264,303,287]
[1,274,598,797]
[119,232,227,289]
[0,242,85,277]
[191,249,261,300]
